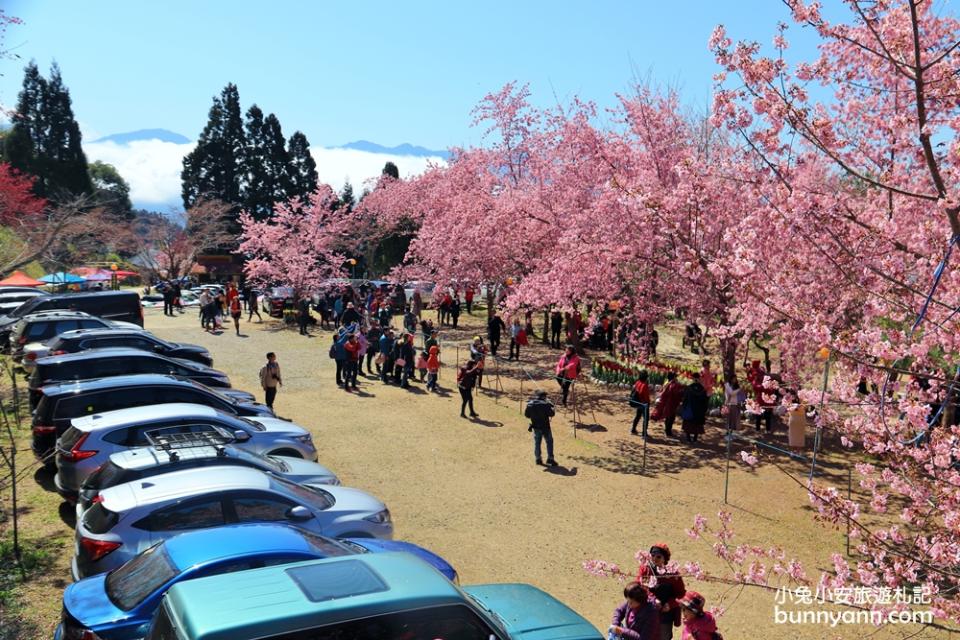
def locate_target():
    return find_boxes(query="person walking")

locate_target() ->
[747,360,774,432]
[465,287,474,314]
[229,295,242,336]
[162,285,175,317]
[630,371,651,437]
[555,346,582,406]
[403,308,418,334]
[550,310,563,348]
[653,372,685,438]
[378,303,392,329]
[425,344,440,392]
[470,337,486,388]
[635,543,685,640]
[297,295,311,336]
[341,301,361,328]
[198,289,212,328]
[488,313,506,356]
[457,359,480,418]
[724,378,745,431]
[365,322,382,375]
[396,332,415,389]
[508,317,523,361]
[679,373,709,443]
[525,389,557,466]
[450,296,462,328]
[330,329,348,387]
[172,282,183,313]
[699,360,716,396]
[259,352,282,411]
[379,329,396,384]
[343,333,361,391]
[333,296,344,328]
[412,289,423,318]
[608,582,660,640]
[247,288,263,323]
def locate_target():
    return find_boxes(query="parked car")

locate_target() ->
[71,465,393,579]
[0,290,143,349]
[0,286,46,314]
[54,402,320,503]
[28,348,230,411]
[57,523,457,640]
[22,327,212,372]
[262,286,295,317]
[143,553,601,640]
[31,375,271,465]
[7,310,141,360]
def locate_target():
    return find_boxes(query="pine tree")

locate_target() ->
[262,113,292,206]
[287,131,317,201]
[339,180,355,213]
[4,61,91,201]
[241,104,271,220]
[181,83,245,213]
[382,161,400,180]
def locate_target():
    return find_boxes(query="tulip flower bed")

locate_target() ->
[591,356,724,408]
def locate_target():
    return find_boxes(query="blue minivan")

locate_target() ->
[144,552,601,640]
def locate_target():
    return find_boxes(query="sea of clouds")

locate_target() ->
[82,139,444,212]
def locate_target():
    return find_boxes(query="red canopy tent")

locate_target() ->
[0,270,45,287]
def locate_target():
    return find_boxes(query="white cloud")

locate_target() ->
[84,139,195,211]
[82,140,444,211]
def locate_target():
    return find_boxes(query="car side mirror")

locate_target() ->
[233,430,251,442]
[286,505,312,521]
[154,344,164,352]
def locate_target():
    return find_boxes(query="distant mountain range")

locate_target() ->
[87,129,449,159]
[334,140,450,160]
[92,129,191,144]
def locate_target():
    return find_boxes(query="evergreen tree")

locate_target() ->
[241,104,272,219]
[382,161,400,180]
[339,180,355,213]
[181,83,245,213]
[287,131,317,201]
[4,61,92,201]
[89,160,133,220]
[262,113,292,206]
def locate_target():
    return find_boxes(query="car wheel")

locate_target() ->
[268,449,302,458]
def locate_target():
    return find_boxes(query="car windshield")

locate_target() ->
[295,529,355,558]
[234,449,285,472]
[271,476,334,510]
[105,542,179,611]
[186,379,235,404]
[9,296,44,317]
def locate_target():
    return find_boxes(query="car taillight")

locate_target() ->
[52,349,66,355]
[91,494,104,504]
[63,433,98,462]
[60,611,105,640]
[32,424,56,434]
[79,537,120,562]
[25,352,37,361]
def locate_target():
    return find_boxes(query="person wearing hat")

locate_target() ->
[678,591,719,640]
[608,582,660,640]
[636,543,685,639]
[524,389,557,466]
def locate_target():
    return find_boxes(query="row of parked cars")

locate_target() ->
[0,285,600,640]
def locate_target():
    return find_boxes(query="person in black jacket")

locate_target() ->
[680,372,709,443]
[488,313,506,355]
[524,389,557,466]
[341,302,361,327]
[297,296,311,336]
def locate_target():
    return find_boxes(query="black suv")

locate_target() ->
[0,286,47,314]
[45,328,212,366]
[8,311,137,359]
[0,290,143,348]
[27,348,231,409]
[31,374,272,464]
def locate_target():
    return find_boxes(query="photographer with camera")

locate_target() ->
[525,389,558,466]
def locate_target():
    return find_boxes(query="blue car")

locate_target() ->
[56,524,457,640]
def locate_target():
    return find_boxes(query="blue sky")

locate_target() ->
[0,1,828,149]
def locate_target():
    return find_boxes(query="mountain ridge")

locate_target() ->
[92,129,191,144]
[334,139,449,159]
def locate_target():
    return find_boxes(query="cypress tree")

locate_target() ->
[181,83,245,214]
[382,161,400,180]
[241,104,271,219]
[4,61,91,201]
[287,131,317,201]
[262,113,292,207]
[339,180,355,213]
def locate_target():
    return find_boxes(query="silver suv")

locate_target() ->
[54,403,318,502]
[71,466,393,579]
[76,442,340,514]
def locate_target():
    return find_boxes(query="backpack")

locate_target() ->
[328,343,336,359]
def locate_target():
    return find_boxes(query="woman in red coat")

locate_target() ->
[636,542,685,640]
[653,372,684,438]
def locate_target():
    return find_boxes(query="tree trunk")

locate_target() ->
[542,310,549,344]
[486,288,495,321]
[719,337,738,384]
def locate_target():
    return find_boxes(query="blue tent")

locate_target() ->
[39,272,86,284]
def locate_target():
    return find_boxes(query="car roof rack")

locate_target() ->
[144,427,234,462]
